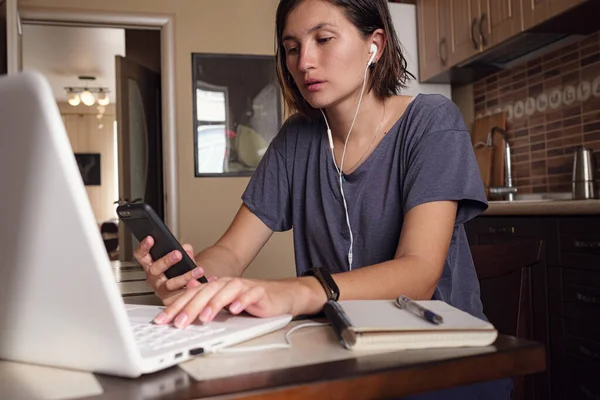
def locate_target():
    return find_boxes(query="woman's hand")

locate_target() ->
[152,277,313,328]
[132,236,216,306]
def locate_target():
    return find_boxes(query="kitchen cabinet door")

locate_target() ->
[448,0,481,65]
[416,0,451,82]
[522,0,550,29]
[522,0,585,30]
[549,0,586,17]
[480,0,523,48]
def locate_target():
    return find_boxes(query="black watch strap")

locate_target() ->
[303,267,340,301]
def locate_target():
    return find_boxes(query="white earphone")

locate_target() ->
[320,43,378,270]
[325,44,377,156]
[368,43,378,66]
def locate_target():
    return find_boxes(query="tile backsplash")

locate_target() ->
[473,31,600,194]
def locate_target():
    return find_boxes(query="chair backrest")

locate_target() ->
[101,221,119,253]
[471,240,544,400]
[470,240,542,338]
[100,221,119,234]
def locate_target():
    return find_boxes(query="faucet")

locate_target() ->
[487,126,517,201]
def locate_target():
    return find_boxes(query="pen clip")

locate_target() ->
[394,296,406,309]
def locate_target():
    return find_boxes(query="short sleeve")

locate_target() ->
[241,126,292,232]
[402,99,488,224]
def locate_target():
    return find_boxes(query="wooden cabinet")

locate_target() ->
[462,0,523,55]
[547,216,600,400]
[448,0,480,66]
[416,0,587,82]
[549,0,586,14]
[418,0,523,81]
[522,0,551,31]
[466,214,600,399]
[416,0,451,82]
[522,0,586,30]
[482,0,523,48]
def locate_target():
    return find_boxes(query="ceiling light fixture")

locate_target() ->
[96,89,110,106]
[79,89,96,106]
[64,86,111,107]
[66,89,81,106]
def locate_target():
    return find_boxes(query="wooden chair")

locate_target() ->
[470,240,543,400]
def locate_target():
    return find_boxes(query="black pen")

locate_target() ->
[395,295,444,325]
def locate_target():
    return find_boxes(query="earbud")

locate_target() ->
[368,44,377,66]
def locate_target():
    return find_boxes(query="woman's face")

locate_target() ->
[282,0,374,110]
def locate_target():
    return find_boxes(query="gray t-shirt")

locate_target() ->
[242,94,488,319]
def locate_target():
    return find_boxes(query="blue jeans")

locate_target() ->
[400,378,513,400]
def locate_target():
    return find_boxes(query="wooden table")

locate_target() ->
[40,334,544,400]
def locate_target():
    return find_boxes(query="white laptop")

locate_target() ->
[0,72,292,378]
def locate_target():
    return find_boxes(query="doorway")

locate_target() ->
[0,0,7,75]
[20,17,168,261]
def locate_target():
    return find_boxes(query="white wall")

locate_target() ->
[389,3,452,99]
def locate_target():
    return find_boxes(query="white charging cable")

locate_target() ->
[204,322,330,354]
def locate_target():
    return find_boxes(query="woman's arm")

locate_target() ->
[133,203,274,305]
[152,200,458,327]
[293,200,458,314]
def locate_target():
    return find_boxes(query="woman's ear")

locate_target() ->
[370,28,386,63]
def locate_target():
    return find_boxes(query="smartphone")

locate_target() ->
[116,202,207,283]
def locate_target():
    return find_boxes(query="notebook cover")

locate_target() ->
[323,300,497,351]
[339,300,495,333]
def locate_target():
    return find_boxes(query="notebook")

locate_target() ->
[323,300,498,351]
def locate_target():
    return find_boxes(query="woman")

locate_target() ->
[134,1,511,398]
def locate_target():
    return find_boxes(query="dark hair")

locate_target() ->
[275,0,415,119]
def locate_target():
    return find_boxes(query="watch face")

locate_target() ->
[327,288,336,301]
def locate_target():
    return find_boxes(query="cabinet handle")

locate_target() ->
[479,12,488,47]
[575,240,600,249]
[439,37,447,66]
[579,344,600,361]
[471,18,480,49]
[488,226,515,234]
[576,292,600,305]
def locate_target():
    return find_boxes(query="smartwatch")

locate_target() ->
[303,267,340,301]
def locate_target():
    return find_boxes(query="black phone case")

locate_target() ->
[116,202,207,282]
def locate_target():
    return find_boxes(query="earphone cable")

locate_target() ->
[319,49,375,270]
[203,322,330,354]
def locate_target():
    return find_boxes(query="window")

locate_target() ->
[196,83,228,174]
[192,53,282,177]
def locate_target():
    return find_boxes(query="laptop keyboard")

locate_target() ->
[132,322,226,351]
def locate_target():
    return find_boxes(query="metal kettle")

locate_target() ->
[572,147,597,200]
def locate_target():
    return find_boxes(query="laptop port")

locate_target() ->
[174,352,182,359]
[189,348,204,356]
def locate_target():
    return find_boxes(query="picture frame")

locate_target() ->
[74,153,101,186]
[192,52,282,177]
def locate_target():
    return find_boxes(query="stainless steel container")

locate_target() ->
[572,147,597,200]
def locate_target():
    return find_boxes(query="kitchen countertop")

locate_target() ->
[484,198,600,215]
